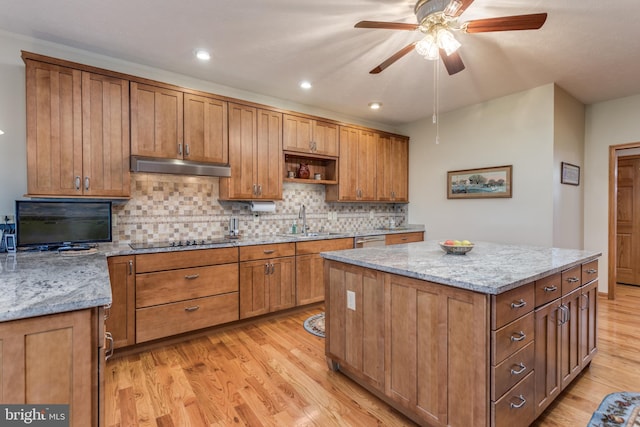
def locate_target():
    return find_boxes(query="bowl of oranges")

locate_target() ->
[439,239,474,255]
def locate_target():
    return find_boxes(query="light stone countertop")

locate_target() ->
[320,240,602,295]
[1,225,425,323]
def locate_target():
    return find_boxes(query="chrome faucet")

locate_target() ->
[299,204,308,235]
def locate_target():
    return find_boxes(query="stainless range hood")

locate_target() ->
[130,156,231,177]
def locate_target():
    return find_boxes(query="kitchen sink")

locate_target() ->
[376,226,410,231]
[280,232,347,239]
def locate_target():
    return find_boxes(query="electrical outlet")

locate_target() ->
[347,290,356,311]
[369,210,374,220]
[3,214,14,223]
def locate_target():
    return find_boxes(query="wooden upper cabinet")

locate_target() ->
[220,103,282,200]
[183,93,228,164]
[25,59,130,197]
[377,135,409,202]
[130,82,183,159]
[283,114,338,156]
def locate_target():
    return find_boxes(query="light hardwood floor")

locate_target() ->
[105,285,640,427]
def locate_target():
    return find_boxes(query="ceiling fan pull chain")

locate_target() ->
[434,59,440,144]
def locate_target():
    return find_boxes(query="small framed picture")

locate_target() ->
[561,162,580,186]
[4,233,16,253]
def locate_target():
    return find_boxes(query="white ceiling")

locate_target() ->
[1,0,639,126]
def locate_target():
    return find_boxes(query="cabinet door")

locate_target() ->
[0,309,98,427]
[357,130,377,200]
[130,82,183,159]
[283,114,312,153]
[390,136,409,202]
[222,103,258,199]
[106,256,135,349]
[376,134,393,201]
[82,72,130,197]
[269,256,295,312]
[25,60,83,196]
[296,253,325,305]
[256,109,282,199]
[313,120,339,156]
[239,259,270,319]
[560,287,582,388]
[534,299,562,417]
[184,94,228,164]
[334,126,359,200]
[579,280,598,366]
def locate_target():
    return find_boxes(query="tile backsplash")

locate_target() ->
[112,173,408,244]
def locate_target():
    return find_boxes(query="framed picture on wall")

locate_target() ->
[561,162,580,185]
[447,165,513,199]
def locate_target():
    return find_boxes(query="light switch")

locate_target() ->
[347,290,356,310]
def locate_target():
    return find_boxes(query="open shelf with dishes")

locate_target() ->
[283,151,338,185]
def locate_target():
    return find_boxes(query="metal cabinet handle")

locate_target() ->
[265,263,270,275]
[84,176,90,190]
[586,268,597,274]
[128,260,133,275]
[257,184,262,196]
[510,363,527,375]
[580,293,589,310]
[270,263,275,274]
[559,304,571,324]
[184,274,200,280]
[105,332,114,361]
[184,306,200,312]
[104,303,111,320]
[75,176,81,190]
[178,143,182,155]
[543,285,557,292]
[253,184,258,196]
[401,237,408,241]
[510,395,527,409]
[510,299,527,309]
[185,144,190,156]
[566,277,580,283]
[263,249,275,254]
[510,331,526,342]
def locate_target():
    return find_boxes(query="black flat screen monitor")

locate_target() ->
[16,200,112,249]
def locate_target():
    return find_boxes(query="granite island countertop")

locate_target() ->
[320,240,602,295]
[0,250,112,322]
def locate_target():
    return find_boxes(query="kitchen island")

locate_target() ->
[321,240,601,427]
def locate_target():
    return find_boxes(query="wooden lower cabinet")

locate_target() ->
[534,299,562,417]
[0,307,104,427]
[560,287,582,388]
[239,256,295,319]
[580,280,598,366]
[325,261,488,426]
[385,231,424,246]
[106,255,136,348]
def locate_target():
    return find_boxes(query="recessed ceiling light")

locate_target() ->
[369,102,382,110]
[0,129,4,135]
[300,81,312,90]
[195,49,211,61]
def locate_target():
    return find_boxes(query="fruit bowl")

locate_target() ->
[439,241,474,255]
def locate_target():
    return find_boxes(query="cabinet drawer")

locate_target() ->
[492,342,535,400]
[136,263,239,308]
[492,312,534,365]
[561,266,582,295]
[136,247,238,273]
[296,238,353,255]
[582,260,599,285]
[240,242,295,261]
[136,292,239,343]
[385,232,424,245]
[535,273,562,308]
[492,283,534,329]
[492,371,535,427]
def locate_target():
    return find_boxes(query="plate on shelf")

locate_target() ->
[439,242,474,255]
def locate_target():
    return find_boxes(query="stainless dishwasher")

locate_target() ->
[354,235,386,248]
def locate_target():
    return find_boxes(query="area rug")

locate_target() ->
[303,312,325,338]
[588,392,640,426]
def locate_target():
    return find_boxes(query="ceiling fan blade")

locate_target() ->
[451,0,475,17]
[440,49,465,75]
[370,42,418,74]
[464,13,547,33]
[355,21,419,31]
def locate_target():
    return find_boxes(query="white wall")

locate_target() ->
[585,93,640,293]
[402,84,556,246]
[0,29,398,216]
[553,85,585,249]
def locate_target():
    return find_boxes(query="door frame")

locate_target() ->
[608,142,640,300]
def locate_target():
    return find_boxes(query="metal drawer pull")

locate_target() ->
[510,395,527,409]
[84,176,90,190]
[566,277,580,283]
[184,274,200,280]
[184,306,200,312]
[543,285,557,292]
[104,303,112,320]
[105,332,114,361]
[510,331,526,342]
[178,143,182,155]
[265,263,270,275]
[75,176,81,190]
[510,363,527,375]
[586,268,597,274]
[510,299,527,309]
[581,293,590,310]
[128,260,133,275]
[263,249,275,254]
[185,144,190,156]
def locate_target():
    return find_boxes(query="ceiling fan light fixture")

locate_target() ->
[436,28,461,56]
[415,34,439,60]
[443,0,462,17]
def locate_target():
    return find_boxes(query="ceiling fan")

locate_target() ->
[355,0,547,75]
